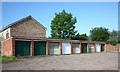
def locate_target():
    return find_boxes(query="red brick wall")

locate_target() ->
[46,40,49,55]
[1,38,15,56]
[106,44,119,52]
[30,40,34,56]
[11,18,46,38]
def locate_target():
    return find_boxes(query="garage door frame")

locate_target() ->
[15,41,31,57]
[81,43,87,53]
[34,41,46,56]
[62,42,71,54]
[49,42,60,55]
[101,44,105,52]
[89,43,95,53]
[72,43,80,54]
[96,44,101,52]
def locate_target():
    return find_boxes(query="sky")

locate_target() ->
[2,2,118,37]
[1,0,120,2]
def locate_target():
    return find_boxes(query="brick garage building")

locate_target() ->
[1,37,106,57]
[0,15,106,57]
[48,39,106,55]
[0,15,47,56]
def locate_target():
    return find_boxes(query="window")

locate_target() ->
[6,33,9,39]
[2,33,3,36]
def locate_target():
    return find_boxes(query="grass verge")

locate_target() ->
[0,56,16,63]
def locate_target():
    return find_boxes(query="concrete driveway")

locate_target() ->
[2,52,118,70]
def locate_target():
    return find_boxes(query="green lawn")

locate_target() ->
[0,56,16,63]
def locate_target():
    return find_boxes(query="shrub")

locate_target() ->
[118,40,120,44]
[106,40,119,46]
[0,56,16,63]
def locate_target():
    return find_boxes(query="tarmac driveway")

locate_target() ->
[2,52,118,70]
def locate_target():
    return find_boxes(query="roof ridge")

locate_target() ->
[30,17,47,30]
[1,15,46,31]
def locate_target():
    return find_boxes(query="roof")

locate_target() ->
[46,38,106,43]
[11,36,48,40]
[1,36,105,44]
[1,15,47,31]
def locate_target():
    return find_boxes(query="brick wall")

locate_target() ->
[106,44,120,52]
[1,38,15,56]
[11,18,46,38]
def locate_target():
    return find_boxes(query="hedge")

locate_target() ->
[106,40,120,46]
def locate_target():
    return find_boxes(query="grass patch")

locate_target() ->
[0,56,16,63]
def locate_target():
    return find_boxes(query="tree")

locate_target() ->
[110,30,118,37]
[74,33,88,40]
[50,10,77,39]
[90,27,110,42]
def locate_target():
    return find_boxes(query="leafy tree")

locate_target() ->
[74,33,88,40]
[50,10,77,39]
[90,27,110,42]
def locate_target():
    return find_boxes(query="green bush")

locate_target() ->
[106,40,119,46]
[118,40,120,44]
[0,56,16,63]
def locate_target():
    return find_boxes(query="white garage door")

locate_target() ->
[62,42,71,54]
[72,43,80,54]
[49,43,60,55]
[89,44,95,53]
[96,44,101,52]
